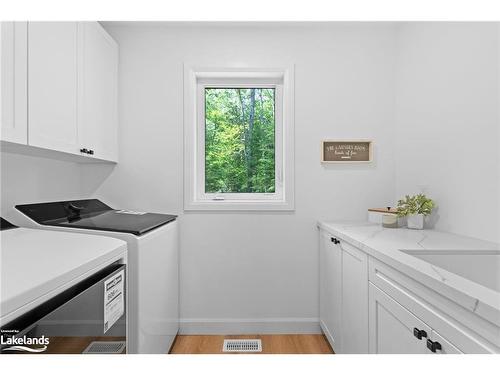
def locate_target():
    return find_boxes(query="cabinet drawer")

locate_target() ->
[369,257,499,353]
[429,330,463,354]
[369,282,430,354]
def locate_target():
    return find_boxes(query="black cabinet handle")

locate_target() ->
[80,148,95,155]
[426,339,442,353]
[330,237,340,245]
[413,327,428,340]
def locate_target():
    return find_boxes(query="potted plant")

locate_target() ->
[396,194,435,230]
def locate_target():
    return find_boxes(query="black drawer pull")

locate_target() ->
[413,327,427,340]
[427,339,442,353]
[80,148,94,155]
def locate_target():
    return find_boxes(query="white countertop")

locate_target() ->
[318,221,500,319]
[1,227,127,324]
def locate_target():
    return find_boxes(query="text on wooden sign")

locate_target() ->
[322,140,372,162]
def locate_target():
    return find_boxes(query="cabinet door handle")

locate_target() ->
[80,148,95,155]
[330,237,340,244]
[426,339,442,353]
[413,327,427,340]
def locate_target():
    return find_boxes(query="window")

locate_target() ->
[184,66,294,210]
[205,88,276,194]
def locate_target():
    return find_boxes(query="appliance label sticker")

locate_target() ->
[104,270,125,334]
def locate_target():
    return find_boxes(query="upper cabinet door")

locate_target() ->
[78,22,118,162]
[1,22,28,144]
[28,22,79,154]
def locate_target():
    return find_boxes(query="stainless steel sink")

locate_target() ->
[400,249,500,292]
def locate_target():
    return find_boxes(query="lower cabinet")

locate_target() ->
[430,330,462,354]
[318,228,499,354]
[369,282,466,354]
[319,230,342,352]
[369,257,498,353]
[369,282,431,353]
[340,241,368,353]
[319,230,368,353]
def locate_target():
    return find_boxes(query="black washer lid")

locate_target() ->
[15,199,177,236]
[53,210,177,236]
[16,199,112,224]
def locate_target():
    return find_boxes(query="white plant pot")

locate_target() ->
[407,214,424,230]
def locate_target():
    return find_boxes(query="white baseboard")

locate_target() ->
[179,318,321,335]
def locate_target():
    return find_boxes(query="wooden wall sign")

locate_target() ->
[321,140,372,163]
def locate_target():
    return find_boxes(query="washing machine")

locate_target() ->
[12,199,178,354]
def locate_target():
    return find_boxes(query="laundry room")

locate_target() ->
[1,1,500,374]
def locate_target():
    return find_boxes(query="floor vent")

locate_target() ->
[82,341,126,354]
[223,339,262,353]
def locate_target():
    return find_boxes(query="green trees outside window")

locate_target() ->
[205,88,276,193]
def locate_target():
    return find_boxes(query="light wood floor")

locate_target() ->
[170,334,334,354]
[6,334,332,354]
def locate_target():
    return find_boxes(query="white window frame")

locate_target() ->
[184,65,295,211]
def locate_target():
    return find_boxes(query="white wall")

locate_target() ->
[0,152,84,219]
[394,23,499,242]
[2,22,497,333]
[82,23,397,332]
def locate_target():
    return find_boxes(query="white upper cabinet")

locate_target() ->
[28,22,80,154]
[2,21,118,163]
[78,22,118,162]
[1,22,28,144]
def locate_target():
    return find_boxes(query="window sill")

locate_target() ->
[184,200,295,212]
